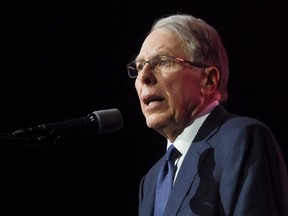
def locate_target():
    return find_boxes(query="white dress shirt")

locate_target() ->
[166,100,219,182]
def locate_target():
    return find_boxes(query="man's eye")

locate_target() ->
[157,58,171,67]
[151,58,165,67]
[136,63,144,71]
[159,60,170,65]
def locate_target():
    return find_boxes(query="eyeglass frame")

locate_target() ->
[126,55,209,78]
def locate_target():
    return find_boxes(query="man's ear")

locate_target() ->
[201,66,220,95]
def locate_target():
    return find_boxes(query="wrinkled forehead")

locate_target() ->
[136,28,186,61]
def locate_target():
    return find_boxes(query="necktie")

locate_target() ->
[154,144,181,216]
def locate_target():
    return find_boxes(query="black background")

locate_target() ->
[2,0,288,215]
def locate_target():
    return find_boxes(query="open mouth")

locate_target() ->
[143,96,164,106]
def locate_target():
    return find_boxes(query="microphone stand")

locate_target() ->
[0,132,61,148]
[0,123,98,147]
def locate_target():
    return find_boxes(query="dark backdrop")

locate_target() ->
[2,0,288,215]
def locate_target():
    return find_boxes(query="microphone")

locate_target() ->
[11,108,123,138]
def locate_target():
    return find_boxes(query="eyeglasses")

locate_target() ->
[126,55,208,78]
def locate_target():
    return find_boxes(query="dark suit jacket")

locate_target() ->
[138,105,288,216]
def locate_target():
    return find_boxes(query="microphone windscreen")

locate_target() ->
[93,109,123,134]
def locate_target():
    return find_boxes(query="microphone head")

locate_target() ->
[93,109,123,134]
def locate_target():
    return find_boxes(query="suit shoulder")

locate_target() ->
[223,115,271,132]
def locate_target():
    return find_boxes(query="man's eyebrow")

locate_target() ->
[135,54,167,62]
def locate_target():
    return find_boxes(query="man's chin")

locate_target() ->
[145,113,168,129]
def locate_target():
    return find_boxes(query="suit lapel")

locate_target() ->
[140,158,165,216]
[163,105,231,215]
[164,140,211,215]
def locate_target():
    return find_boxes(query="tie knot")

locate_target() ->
[166,144,181,162]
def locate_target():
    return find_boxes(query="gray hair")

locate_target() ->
[150,14,229,102]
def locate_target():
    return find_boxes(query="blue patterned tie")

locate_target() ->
[154,144,181,216]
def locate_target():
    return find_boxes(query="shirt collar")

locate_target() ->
[167,100,219,156]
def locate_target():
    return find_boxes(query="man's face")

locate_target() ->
[134,28,205,138]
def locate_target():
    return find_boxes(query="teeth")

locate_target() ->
[148,101,159,106]
[143,96,163,105]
